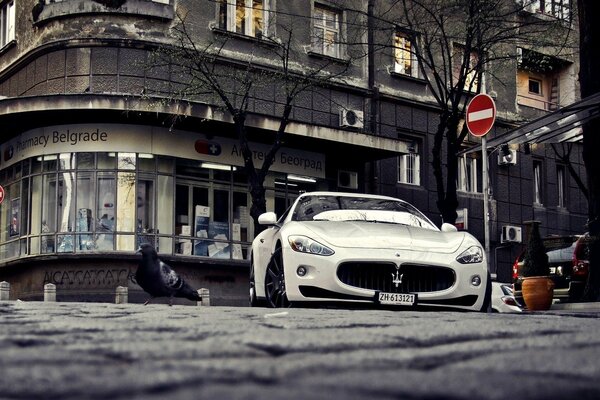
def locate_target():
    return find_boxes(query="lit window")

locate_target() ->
[534,160,544,205]
[219,0,271,38]
[0,0,15,49]
[457,155,479,193]
[398,141,420,185]
[394,32,418,77]
[312,5,341,58]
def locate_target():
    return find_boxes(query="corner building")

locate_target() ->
[0,1,587,304]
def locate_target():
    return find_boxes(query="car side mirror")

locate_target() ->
[258,212,278,226]
[441,223,458,233]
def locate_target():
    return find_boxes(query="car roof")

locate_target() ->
[297,191,406,203]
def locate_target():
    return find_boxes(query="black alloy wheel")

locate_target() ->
[264,247,291,308]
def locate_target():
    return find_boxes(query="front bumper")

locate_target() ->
[282,246,488,311]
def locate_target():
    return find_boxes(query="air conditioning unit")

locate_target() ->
[501,225,523,243]
[339,108,364,129]
[338,170,358,189]
[498,149,517,166]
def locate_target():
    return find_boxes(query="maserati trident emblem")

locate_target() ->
[391,267,403,288]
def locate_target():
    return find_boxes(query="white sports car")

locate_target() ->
[249,192,491,311]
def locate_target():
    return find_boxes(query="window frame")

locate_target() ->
[0,0,15,49]
[397,139,421,186]
[533,159,544,206]
[219,0,272,38]
[311,3,342,59]
[457,154,479,193]
[393,31,419,78]
[557,164,566,208]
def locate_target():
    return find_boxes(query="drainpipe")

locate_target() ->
[367,0,379,194]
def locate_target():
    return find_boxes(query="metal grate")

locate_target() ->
[337,262,455,293]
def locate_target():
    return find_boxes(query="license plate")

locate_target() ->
[377,292,417,306]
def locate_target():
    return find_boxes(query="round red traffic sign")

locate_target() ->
[0,185,4,205]
[466,94,496,137]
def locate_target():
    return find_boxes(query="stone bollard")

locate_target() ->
[115,286,128,304]
[44,283,56,302]
[0,281,10,301]
[197,288,210,306]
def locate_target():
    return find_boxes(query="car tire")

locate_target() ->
[480,272,492,313]
[264,247,291,308]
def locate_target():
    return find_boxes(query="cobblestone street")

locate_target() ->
[1,301,600,399]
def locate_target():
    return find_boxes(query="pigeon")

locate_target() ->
[135,243,202,306]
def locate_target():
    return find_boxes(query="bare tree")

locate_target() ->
[388,0,578,224]
[150,4,363,231]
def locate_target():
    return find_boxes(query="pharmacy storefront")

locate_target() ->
[0,123,326,304]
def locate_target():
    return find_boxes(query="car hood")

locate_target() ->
[298,221,466,253]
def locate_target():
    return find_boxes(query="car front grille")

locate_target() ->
[337,262,455,293]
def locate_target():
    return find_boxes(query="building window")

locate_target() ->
[454,44,481,92]
[533,160,544,205]
[457,154,479,193]
[398,140,420,185]
[557,165,566,208]
[219,0,271,38]
[517,47,571,111]
[394,32,419,77]
[312,4,341,58]
[524,0,571,21]
[528,78,542,95]
[0,0,15,49]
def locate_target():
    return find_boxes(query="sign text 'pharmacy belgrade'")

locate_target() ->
[16,129,108,151]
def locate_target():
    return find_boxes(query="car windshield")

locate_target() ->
[291,195,437,230]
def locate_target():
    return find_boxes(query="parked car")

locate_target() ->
[491,281,522,313]
[512,234,590,304]
[250,191,491,312]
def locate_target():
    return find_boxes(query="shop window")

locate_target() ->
[312,4,341,59]
[76,172,94,251]
[218,0,272,38]
[137,178,156,248]
[0,0,15,49]
[96,173,115,251]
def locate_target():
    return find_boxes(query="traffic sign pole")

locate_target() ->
[465,93,496,275]
[482,135,490,272]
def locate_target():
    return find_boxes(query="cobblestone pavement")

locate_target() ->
[1,301,600,400]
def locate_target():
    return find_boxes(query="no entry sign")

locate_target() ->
[466,94,496,137]
[0,185,4,205]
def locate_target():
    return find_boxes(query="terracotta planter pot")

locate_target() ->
[522,276,555,311]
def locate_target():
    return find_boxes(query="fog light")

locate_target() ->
[297,266,307,277]
[471,275,482,286]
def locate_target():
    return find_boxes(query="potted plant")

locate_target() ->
[521,221,554,310]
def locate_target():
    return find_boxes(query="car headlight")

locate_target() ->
[456,246,484,264]
[288,236,334,256]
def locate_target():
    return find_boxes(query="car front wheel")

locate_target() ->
[264,247,291,308]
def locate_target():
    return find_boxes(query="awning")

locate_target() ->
[461,91,600,154]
